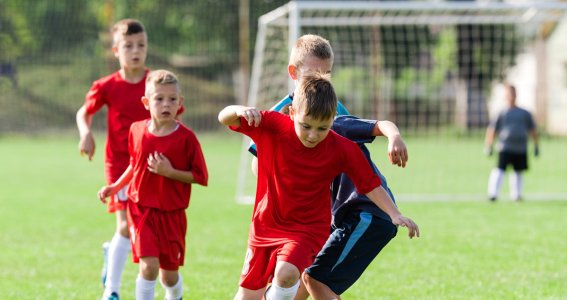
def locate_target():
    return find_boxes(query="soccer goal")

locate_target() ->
[235,1,567,204]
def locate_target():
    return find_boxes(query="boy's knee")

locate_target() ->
[160,272,179,287]
[140,257,160,280]
[274,264,300,287]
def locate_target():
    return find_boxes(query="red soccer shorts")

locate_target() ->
[239,241,318,290]
[127,202,187,271]
[107,185,128,213]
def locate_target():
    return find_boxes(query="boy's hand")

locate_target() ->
[388,136,408,168]
[97,185,115,204]
[391,215,420,239]
[79,132,96,161]
[237,107,262,127]
[147,151,173,176]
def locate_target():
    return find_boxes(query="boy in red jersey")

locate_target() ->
[76,19,149,300]
[98,70,208,300]
[219,72,419,300]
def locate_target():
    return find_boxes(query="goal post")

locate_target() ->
[236,1,567,204]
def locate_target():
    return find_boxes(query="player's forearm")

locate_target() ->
[530,129,539,145]
[365,186,402,219]
[373,120,401,139]
[484,127,495,147]
[111,165,134,192]
[164,169,200,184]
[218,105,243,127]
[76,105,93,137]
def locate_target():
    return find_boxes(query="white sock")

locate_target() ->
[104,233,131,295]
[265,280,300,300]
[161,274,184,300]
[509,171,523,200]
[136,275,157,300]
[488,168,504,199]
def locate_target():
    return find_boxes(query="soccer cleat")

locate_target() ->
[101,241,110,287]
[489,196,496,202]
[102,292,119,300]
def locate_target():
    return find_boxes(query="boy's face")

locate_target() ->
[290,55,333,81]
[289,105,334,148]
[142,84,183,122]
[113,32,148,70]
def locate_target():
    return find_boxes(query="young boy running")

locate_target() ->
[219,72,419,300]
[98,70,208,300]
[76,19,149,300]
[249,34,409,298]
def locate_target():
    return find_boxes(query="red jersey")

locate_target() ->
[84,70,150,183]
[127,120,208,211]
[231,111,381,248]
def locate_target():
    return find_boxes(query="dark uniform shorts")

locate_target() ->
[305,211,397,295]
[498,151,528,171]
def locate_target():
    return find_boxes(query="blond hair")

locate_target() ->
[145,69,180,96]
[289,34,334,69]
[111,19,146,46]
[293,72,337,121]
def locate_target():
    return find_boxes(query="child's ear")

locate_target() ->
[289,105,295,120]
[141,96,150,109]
[288,64,298,80]
[112,46,119,58]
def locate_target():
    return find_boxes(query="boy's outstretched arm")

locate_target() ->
[97,165,134,203]
[373,120,408,168]
[366,186,420,238]
[76,105,96,161]
[218,105,262,128]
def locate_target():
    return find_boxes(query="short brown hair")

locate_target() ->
[293,72,337,121]
[145,69,180,96]
[111,19,146,46]
[289,34,334,69]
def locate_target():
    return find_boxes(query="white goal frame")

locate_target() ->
[236,1,567,204]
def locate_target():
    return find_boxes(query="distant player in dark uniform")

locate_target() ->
[485,83,539,202]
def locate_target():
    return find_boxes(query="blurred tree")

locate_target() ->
[0,0,35,61]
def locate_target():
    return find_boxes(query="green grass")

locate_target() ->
[0,133,566,299]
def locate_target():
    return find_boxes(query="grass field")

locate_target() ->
[1,133,566,299]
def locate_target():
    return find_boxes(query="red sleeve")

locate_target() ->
[188,133,208,186]
[230,111,285,141]
[84,80,106,115]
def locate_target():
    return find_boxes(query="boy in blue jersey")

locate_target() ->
[302,115,407,299]
[248,34,412,299]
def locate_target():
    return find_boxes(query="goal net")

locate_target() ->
[236,1,567,204]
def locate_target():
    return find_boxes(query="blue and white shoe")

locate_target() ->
[101,291,119,300]
[101,241,110,287]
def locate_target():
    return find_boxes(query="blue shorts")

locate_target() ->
[305,211,397,295]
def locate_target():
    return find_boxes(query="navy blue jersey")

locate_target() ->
[331,116,396,225]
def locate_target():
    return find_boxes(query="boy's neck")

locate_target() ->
[147,119,178,137]
[120,67,146,84]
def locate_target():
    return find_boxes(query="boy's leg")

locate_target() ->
[488,168,505,201]
[509,171,523,201]
[160,270,183,300]
[102,189,130,298]
[304,212,397,296]
[265,261,301,300]
[234,287,265,300]
[136,256,159,300]
[301,273,339,300]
